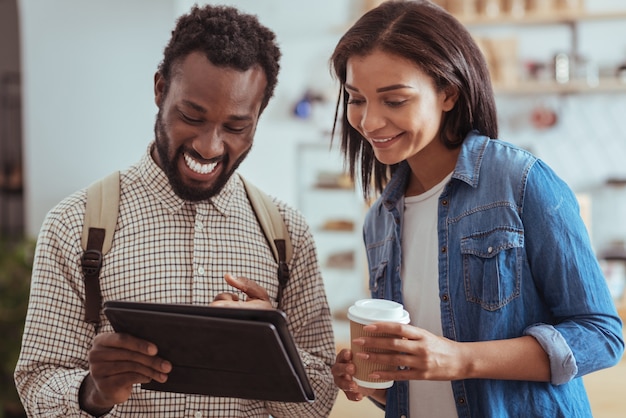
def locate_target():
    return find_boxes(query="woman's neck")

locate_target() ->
[405,141,460,196]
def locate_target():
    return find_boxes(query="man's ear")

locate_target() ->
[154,72,165,107]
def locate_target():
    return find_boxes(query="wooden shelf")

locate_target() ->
[494,77,626,95]
[456,9,626,96]
[458,10,626,27]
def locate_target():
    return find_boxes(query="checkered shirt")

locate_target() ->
[15,145,337,417]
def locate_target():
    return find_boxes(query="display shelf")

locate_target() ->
[458,10,626,27]
[494,77,626,95]
[454,8,626,96]
[296,141,369,328]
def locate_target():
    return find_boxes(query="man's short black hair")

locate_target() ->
[158,5,281,113]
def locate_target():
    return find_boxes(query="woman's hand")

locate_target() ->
[354,322,551,383]
[352,322,466,383]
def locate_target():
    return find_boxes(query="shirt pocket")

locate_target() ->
[460,227,523,311]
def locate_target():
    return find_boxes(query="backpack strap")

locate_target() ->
[81,171,120,325]
[80,171,293,327]
[240,175,293,306]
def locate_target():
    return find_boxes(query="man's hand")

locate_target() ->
[211,273,273,309]
[331,349,386,403]
[80,332,172,415]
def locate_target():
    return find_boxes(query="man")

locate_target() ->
[14,5,337,417]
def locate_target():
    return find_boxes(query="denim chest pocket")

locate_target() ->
[460,228,523,311]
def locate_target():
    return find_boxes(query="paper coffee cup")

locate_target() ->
[347,299,410,389]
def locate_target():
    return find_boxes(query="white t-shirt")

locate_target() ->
[401,173,457,418]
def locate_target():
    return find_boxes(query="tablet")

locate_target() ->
[103,300,315,403]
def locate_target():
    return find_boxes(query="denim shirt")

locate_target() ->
[364,132,624,418]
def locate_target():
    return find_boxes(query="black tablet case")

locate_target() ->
[103,301,315,403]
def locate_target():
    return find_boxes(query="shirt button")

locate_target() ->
[195,221,204,231]
[194,412,203,418]
[198,266,205,275]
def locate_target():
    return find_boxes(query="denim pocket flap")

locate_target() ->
[460,228,523,258]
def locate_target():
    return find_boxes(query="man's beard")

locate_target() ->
[153,111,250,201]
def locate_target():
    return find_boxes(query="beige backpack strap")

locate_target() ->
[81,171,120,254]
[240,174,292,263]
[240,175,292,306]
[81,171,120,326]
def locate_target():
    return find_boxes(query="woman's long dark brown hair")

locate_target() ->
[330,0,498,200]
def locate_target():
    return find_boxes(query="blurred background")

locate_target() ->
[1,0,625,416]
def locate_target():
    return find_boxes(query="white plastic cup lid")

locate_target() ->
[347,299,410,325]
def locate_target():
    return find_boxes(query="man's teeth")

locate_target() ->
[184,154,217,174]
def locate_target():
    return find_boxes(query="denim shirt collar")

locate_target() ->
[379,131,490,214]
[452,130,490,188]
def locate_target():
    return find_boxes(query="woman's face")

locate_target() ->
[345,49,457,166]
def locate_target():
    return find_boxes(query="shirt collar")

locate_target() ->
[452,130,490,188]
[138,142,241,217]
[379,131,491,212]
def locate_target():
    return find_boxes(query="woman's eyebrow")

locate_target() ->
[344,83,414,93]
[376,84,413,93]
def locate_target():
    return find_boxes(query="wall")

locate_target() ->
[19,0,175,237]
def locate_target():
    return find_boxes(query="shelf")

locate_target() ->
[296,140,369,316]
[494,77,626,95]
[458,8,626,96]
[0,187,23,195]
[458,10,626,27]
[310,186,354,192]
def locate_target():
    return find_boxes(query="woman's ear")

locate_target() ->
[442,86,459,112]
[154,72,165,107]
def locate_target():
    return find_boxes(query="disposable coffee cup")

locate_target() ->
[347,299,410,389]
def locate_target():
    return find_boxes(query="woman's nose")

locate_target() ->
[360,105,385,133]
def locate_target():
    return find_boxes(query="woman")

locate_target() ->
[329,1,624,417]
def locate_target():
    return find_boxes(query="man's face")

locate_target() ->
[152,51,267,201]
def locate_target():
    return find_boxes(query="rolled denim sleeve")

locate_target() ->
[524,323,577,385]
[522,160,624,381]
